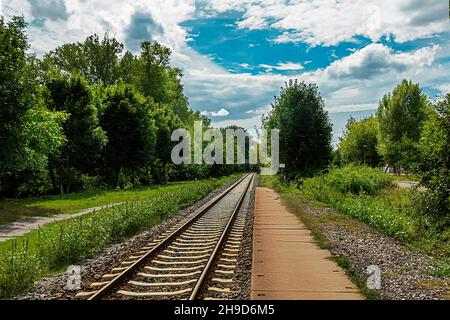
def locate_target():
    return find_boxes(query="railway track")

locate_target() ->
[76,173,255,300]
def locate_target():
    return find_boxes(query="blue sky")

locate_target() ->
[3,0,450,145]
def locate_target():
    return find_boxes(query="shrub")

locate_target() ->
[301,165,392,196]
[298,166,413,240]
[410,187,450,232]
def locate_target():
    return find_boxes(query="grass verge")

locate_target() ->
[0,174,239,298]
[0,183,210,225]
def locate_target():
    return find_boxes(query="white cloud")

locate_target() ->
[305,44,447,113]
[4,0,195,56]
[323,43,440,80]
[203,0,449,46]
[246,106,271,115]
[438,83,450,94]
[260,62,304,71]
[3,0,33,21]
[212,115,263,131]
[201,108,230,117]
[4,0,450,135]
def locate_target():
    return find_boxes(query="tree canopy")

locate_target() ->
[263,80,333,177]
[339,117,382,167]
[0,16,234,197]
[411,95,450,227]
[377,79,428,170]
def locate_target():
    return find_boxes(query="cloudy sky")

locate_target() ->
[3,0,450,144]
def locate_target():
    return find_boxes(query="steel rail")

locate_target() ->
[189,173,254,300]
[87,173,251,300]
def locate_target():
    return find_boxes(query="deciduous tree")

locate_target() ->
[263,80,333,177]
[100,84,156,188]
[45,75,107,193]
[377,79,428,171]
[339,117,382,167]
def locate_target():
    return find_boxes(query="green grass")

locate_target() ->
[0,174,239,298]
[295,167,414,241]
[300,165,393,196]
[428,258,450,279]
[0,182,219,225]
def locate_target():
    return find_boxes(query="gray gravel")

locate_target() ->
[299,201,449,300]
[19,177,242,300]
[229,177,256,300]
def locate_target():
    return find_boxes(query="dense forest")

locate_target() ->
[0,16,248,198]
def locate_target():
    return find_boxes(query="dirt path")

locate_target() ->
[251,188,363,300]
[0,203,124,243]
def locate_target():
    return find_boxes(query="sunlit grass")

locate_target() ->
[0,181,215,225]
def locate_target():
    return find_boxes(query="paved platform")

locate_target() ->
[251,188,363,300]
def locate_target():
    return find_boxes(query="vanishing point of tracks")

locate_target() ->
[76,173,255,300]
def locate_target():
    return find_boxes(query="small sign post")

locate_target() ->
[280,164,286,185]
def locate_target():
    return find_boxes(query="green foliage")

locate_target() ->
[0,244,42,298]
[151,105,183,184]
[120,41,192,124]
[0,175,235,298]
[1,16,231,198]
[0,17,30,173]
[301,165,392,196]
[44,33,124,86]
[330,194,413,241]
[409,95,450,229]
[138,41,172,104]
[377,79,428,169]
[45,74,107,194]
[428,258,450,279]
[331,149,342,168]
[339,117,382,167]
[0,18,68,197]
[100,84,156,187]
[263,79,333,177]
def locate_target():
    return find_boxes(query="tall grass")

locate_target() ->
[297,166,415,240]
[300,165,393,196]
[0,243,41,298]
[0,175,236,298]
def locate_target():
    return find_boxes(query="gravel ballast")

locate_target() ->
[289,198,449,300]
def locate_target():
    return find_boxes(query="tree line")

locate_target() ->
[0,16,247,198]
[264,78,449,223]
